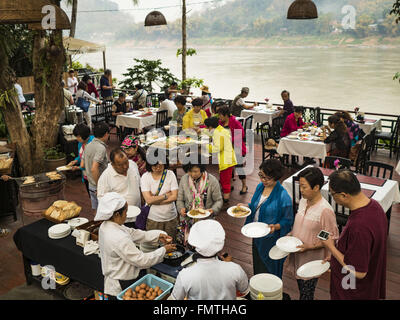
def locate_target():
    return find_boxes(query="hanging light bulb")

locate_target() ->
[144,10,167,27]
[287,0,318,20]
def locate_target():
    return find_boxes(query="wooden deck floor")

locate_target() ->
[1,133,399,299]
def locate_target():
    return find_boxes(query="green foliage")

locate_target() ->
[391,0,400,23]
[43,145,66,160]
[176,48,197,57]
[119,59,179,92]
[110,0,400,41]
[178,77,204,92]
[394,72,400,83]
[71,61,84,70]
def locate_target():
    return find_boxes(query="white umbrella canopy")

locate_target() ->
[63,36,106,55]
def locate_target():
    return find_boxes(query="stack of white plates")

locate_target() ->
[48,223,71,239]
[269,245,290,260]
[67,217,89,230]
[249,273,283,300]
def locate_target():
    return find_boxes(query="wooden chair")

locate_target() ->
[156,110,169,129]
[260,121,279,161]
[375,116,400,158]
[323,156,352,170]
[244,115,254,143]
[291,175,300,216]
[271,116,286,141]
[328,194,348,234]
[365,161,394,180]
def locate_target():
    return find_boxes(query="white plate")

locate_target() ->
[241,222,271,238]
[67,217,89,229]
[287,135,297,139]
[269,245,290,260]
[249,273,283,296]
[49,229,71,239]
[276,236,303,253]
[227,206,251,218]
[187,209,212,219]
[48,223,70,235]
[296,260,330,278]
[56,166,72,171]
[127,206,141,218]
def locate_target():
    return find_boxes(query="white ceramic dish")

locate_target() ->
[127,206,141,219]
[241,222,271,238]
[296,260,330,278]
[269,245,290,260]
[187,209,212,219]
[48,223,70,235]
[67,217,89,229]
[56,165,72,172]
[249,273,283,296]
[227,206,251,218]
[49,229,71,239]
[276,236,303,253]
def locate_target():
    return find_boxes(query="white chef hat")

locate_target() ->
[94,192,127,221]
[188,220,225,257]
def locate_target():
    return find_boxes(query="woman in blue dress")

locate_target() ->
[238,159,294,279]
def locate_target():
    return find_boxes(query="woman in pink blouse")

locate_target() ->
[280,106,305,137]
[285,167,339,300]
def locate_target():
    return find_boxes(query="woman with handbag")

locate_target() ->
[140,157,179,240]
[76,81,101,129]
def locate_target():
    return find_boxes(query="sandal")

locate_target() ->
[240,186,248,195]
[0,228,10,238]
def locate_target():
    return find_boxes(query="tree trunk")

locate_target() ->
[30,29,66,173]
[0,37,35,176]
[69,0,78,38]
[182,0,187,83]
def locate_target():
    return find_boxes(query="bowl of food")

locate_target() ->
[227,206,251,218]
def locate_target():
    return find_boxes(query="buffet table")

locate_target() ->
[13,219,184,294]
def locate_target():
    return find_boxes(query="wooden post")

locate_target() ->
[182,0,187,83]
[102,51,107,71]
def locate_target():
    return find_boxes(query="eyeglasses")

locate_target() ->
[258,173,273,181]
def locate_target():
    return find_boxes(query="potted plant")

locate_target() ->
[43,145,66,172]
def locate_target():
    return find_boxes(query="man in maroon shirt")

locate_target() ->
[321,170,387,300]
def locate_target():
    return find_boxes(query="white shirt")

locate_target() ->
[98,221,166,296]
[97,161,141,222]
[67,76,78,94]
[140,170,179,222]
[254,194,268,222]
[171,257,249,300]
[159,99,177,118]
[14,84,25,104]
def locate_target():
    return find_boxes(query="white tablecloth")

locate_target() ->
[116,113,156,130]
[396,161,400,175]
[88,104,103,117]
[277,137,330,160]
[357,119,382,134]
[282,165,400,213]
[241,107,280,128]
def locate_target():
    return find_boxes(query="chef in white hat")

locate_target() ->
[95,192,176,297]
[170,220,249,300]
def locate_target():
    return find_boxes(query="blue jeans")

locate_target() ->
[88,185,98,210]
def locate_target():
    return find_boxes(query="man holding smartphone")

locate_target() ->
[321,170,387,300]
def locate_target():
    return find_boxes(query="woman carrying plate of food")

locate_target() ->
[176,155,223,246]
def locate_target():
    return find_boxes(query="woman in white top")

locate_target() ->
[76,81,101,129]
[67,69,78,94]
[141,156,179,240]
[171,220,249,300]
[95,192,176,297]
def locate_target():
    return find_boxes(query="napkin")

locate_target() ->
[84,240,100,256]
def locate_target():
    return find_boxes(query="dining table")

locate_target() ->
[240,105,281,129]
[355,118,382,135]
[277,129,331,162]
[116,109,158,131]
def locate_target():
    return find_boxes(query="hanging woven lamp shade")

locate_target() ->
[287,0,318,20]
[144,11,167,27]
